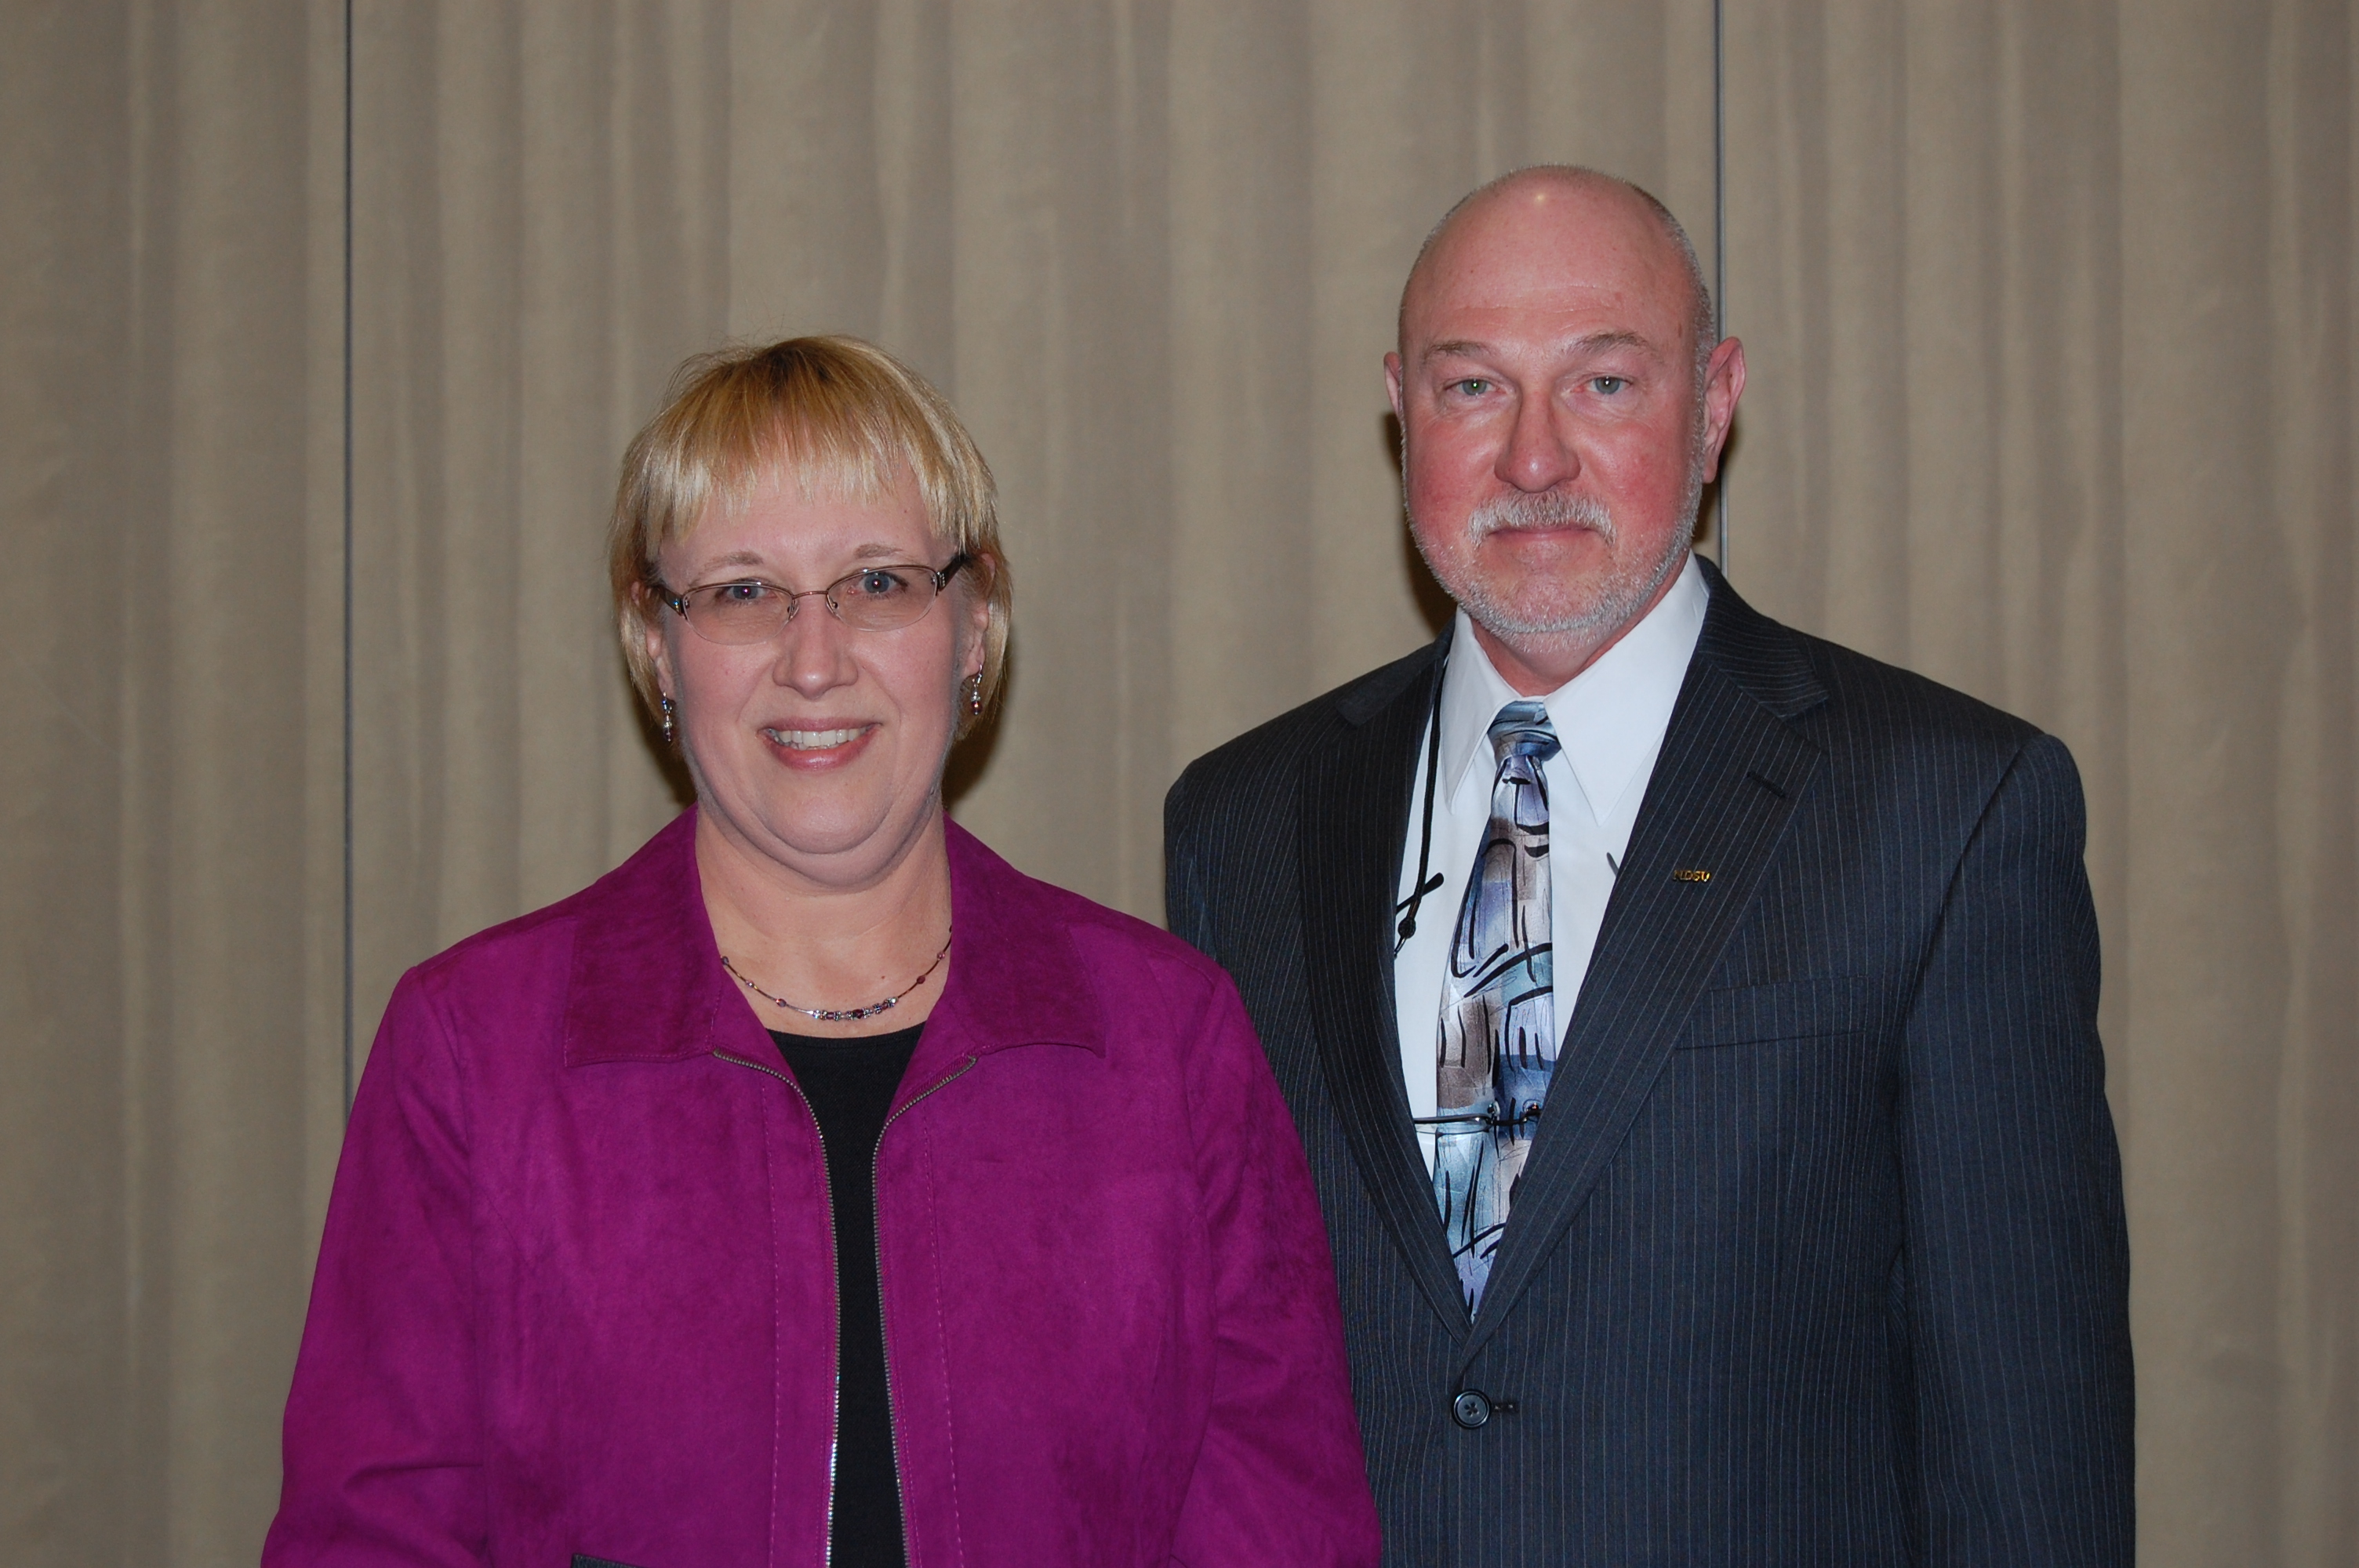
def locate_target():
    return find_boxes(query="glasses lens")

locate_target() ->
[831,566,938,631]
[684,582,791,644]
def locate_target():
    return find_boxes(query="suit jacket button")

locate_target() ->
[1451,1389,1492,1429]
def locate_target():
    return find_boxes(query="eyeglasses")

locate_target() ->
[657,554,971,643]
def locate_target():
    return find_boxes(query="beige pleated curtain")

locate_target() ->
[4,2,2352,1562]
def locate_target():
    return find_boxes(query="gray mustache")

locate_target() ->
[1467,490,1616,541]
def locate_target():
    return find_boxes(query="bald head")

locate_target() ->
[1382,164,1747,692]
[1401,167,1717,393]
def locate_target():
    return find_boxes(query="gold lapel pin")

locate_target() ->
[1673,868,1713,883]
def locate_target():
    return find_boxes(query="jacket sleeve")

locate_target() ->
[261,968,488,1566]
[1899,733,2135,1564]
[1167,971,1383,1567]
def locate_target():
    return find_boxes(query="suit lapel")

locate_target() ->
[1459,567,1829,1361]
[1298,637,1474,1338]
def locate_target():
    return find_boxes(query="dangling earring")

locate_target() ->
[658,694,677,746]
[965,673,985,717]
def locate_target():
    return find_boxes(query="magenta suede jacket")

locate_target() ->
[264,811,1379,1568]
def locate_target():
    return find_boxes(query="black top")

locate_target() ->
[772,1023,924,1568]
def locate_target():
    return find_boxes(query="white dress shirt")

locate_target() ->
[1393,552,1708,1174]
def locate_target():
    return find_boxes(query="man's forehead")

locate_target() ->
[1402,178,1688,343]
[1404,274,1688,368]
[1418,328,1663,366]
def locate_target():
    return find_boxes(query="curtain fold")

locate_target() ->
[2,2,345,1562]
[2,2,2351,1562]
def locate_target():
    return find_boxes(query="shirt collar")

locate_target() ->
[1437,551,1709,821]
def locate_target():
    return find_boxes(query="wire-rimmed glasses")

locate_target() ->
[657,554,972,643]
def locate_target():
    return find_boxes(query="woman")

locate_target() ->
[264,337,1380,1566]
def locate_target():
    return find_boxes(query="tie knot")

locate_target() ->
[1487,699,1560,765]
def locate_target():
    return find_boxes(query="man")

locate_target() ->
[1164,166,2132,1564]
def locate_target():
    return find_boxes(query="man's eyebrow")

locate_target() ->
[1570,330,1661,358]
[1420,339,1492,365]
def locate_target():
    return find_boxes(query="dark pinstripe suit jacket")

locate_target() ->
[1164,562,2134,1566]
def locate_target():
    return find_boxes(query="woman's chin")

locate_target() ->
[702,787,931,877]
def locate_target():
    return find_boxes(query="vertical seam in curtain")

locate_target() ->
[341,0,355,1116]
[1712,0,1728,574]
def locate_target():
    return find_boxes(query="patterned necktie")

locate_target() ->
[1433,699,1561,1312]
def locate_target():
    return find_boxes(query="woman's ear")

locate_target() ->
[636,583,677,699]
[961,557,996,677]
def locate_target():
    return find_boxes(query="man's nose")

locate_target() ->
[1496,390,1581,493]
[770,601,858,697]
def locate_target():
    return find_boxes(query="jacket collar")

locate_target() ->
[1688,554,1826,718]
[935,818,1106,1057]
[561,808,1103,1069]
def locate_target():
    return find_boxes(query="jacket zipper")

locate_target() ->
[718,1045,977,1568]
[873,1055,976,1566]
[714,1048,841,1566]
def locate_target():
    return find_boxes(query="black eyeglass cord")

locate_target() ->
[1410,1104,1543,1132]
[1393,651,1449,956]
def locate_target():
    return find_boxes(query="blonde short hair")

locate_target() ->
[608,336,1011,735]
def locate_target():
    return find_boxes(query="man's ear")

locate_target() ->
[1384,351,1407,422]
[1700,338,1747,483]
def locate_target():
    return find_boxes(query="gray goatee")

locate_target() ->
[1439,488,1684,642]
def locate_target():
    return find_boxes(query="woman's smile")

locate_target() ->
[760,721,879,762]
